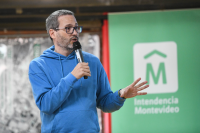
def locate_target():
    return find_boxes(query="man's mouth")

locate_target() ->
[71,37,78,42]
[72,39,77,42]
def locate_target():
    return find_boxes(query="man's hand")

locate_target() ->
[120,78,149,99]
[71,62,91,79]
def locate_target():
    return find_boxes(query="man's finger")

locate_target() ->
[83,69,91,73]
[137,85,149,91]
[81,62,89,66]
[137,92,147,95]
[135,81,148,89]
[130,78,141,87]
[83,66,90,69]
[83,71,91,76]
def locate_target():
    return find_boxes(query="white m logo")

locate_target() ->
[133,42,178,94]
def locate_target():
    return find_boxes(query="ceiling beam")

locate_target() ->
[0,0,200,8]
[0,20,102,30]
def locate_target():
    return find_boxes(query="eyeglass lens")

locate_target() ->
[66,26,82,34]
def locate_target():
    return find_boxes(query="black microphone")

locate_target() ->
[73,41,88,79]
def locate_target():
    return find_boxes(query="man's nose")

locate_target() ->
[72,28,78,35]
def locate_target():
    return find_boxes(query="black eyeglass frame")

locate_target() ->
[55,26,83,34]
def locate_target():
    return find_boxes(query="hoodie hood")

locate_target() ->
[41,45,76,60]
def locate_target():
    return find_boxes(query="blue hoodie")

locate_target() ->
[29,45,125,133]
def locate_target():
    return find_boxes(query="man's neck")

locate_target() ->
[54,45,73,57]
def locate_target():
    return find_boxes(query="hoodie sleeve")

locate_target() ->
[29,60,77,115]
[96,61,126,113]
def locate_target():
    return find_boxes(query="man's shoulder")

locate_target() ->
[29,56,47,70]
[30,56,44,64]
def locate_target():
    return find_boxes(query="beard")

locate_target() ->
[56,33,78,51]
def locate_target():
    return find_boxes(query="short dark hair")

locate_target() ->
[46,9,74,41]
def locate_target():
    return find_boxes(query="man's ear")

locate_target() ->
[49,29,56,40]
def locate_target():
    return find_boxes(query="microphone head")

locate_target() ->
[73,41,82,50]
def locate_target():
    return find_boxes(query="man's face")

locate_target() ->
[55,15,79,51]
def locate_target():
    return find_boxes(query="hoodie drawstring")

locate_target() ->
[59,56,64,78]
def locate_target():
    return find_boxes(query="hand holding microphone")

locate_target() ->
[71,41,90,79]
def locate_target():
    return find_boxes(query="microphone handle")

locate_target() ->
[75,49,88,79]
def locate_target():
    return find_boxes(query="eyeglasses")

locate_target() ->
[55,26,83,34]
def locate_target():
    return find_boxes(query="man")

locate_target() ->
[29,9,149,133]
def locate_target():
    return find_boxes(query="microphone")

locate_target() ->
[73,41,88,79]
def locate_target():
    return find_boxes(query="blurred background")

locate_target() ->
[0,0,200,133]
[1,0,200,36]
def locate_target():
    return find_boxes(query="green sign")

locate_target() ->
[109,9,200,133]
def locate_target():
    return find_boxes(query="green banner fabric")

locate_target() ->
[109,9,200,133]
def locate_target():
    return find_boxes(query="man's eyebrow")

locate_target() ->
[64,23,78,27]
